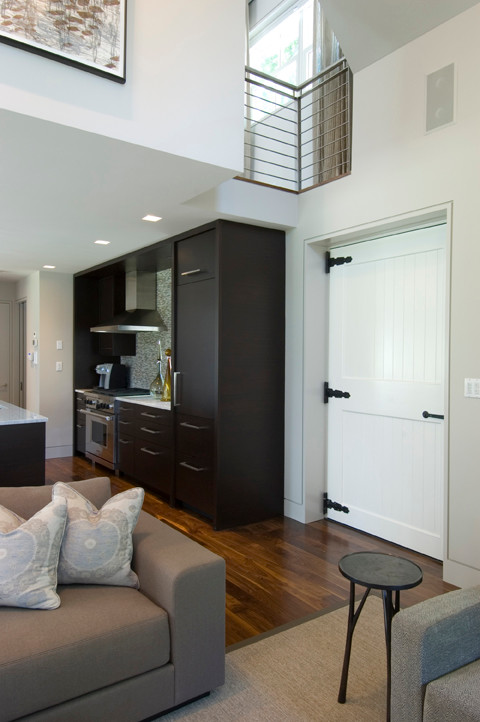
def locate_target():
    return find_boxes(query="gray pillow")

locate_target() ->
[53,482,144,587]
[0,496,67,609]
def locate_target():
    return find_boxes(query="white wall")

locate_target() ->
[15,272,73,458]
[16,273,40,415]
[0,0,245,172]
[39,274,74,458]
[284,3,480,587]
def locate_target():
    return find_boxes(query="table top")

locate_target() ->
[338,552,423,591]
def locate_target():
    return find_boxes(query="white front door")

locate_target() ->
[0,301,11,403]
[327,225,446,559]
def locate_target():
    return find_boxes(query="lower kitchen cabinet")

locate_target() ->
[117,401,173,499]
[75,391,86,454]
[175,414,214,517]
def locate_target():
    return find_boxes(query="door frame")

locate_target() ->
[300,203,452,561]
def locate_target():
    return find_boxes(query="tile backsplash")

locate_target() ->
[121,269,171,390]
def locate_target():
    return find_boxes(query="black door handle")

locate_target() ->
[422,411,444,420]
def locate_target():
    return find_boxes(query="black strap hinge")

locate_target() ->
[326,251,352,273]
[323,493,349,515]
[324,382,351,404]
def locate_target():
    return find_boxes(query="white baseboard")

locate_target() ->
[45,445,73,459]
[443,559,480,588]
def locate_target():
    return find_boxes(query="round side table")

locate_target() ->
[337,551,423,721]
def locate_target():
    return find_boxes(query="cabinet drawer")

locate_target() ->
[175,414,213,457]
[136,422,172,446]
[176,230,216,285]
[134,440,172,495]
[175,455,214,517]
[76,412,86,453]
[118,433,135,477]
[136,406,171,426]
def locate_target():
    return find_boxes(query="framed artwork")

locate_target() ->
[0,0,127,84]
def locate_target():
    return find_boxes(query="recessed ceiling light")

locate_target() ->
[43,265,56,269]
[95,240,111,245]
[142,214,162,222]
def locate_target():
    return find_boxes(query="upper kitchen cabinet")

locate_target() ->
[173,220,285,530]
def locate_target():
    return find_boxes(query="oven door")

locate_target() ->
[82,410,115,467]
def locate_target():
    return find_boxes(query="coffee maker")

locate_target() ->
[95,363,127,390]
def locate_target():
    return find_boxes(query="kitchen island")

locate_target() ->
[0,401,47,486]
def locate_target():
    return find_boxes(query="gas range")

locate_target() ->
[84,388,150,413]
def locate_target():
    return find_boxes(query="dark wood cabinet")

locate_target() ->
[173,220,285,530]
[75,391,86,454]
[117,401,172,498]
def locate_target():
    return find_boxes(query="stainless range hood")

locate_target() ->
[90,271,165,334]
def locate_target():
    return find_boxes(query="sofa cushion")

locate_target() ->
[0,477,112,520]
[53,482,144,587]
[0,585,170,722]
[0,496,67,610]
[423,658,480,722]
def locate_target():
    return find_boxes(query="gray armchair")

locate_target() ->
[391,586,480,721]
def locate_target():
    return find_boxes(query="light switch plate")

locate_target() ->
[56,340,63,350]
[464,378,480,398]
[56,361,63,372]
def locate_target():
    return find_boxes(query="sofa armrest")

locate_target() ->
[132,510,225,706]
[391,586,480,722]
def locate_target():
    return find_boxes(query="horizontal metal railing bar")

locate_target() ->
[245,121,298,141]
[244,133,298,154]
[245,65,300,92]
[245,105,298,128]
[301,161,348,181]
[301,131,351,159]
[300,114,349,138]
[244,143,297,161]
[300,120,349,144]
[301,148,350,172]
[300,67,349,95]
[244,154,297,171]
[245,78,297,103]
[299,79,350,115]
[242,167,297,183]
[295,58,348,91]
[245,123,297,143]
[245,93,298,118]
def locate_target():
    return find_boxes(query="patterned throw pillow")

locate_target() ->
[52,483,144,588]
[0,497,67,610]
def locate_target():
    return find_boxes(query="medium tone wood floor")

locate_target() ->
[46,456,457,646]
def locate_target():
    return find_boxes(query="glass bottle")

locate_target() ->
[149,340,164,398]
[161,348,172,401]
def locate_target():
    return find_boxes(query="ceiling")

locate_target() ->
[320,0,480,72]
[1,0,479,283]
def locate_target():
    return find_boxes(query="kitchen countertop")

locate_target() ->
[117,396,171,411]
[0,401,48,426]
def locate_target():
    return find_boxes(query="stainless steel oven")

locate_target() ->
[82,392,116,469]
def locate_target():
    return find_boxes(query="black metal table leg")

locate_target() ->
[338,581,371,703]
[382,588,398,722]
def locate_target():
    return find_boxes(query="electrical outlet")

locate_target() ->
[56,361,63,372]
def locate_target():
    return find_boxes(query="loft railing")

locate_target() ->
[241,59,352,192]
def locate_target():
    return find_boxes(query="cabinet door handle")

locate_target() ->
[141,411,158,419]
[119,420,132,425]
[141,447,162,456]
[119,438,132,445]
[179,461,207,472]
[181,268,202,276]
[180,422,208,430]
[140,427,162,434]
[173,372,181,407]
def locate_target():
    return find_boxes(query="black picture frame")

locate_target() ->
[0,0,127,84]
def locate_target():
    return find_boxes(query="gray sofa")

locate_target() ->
[0,477,226,722]
[391,586,480,721]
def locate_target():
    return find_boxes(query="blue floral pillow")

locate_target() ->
[52,483,144,588]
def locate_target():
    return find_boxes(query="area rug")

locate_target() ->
[159,596,388,721]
